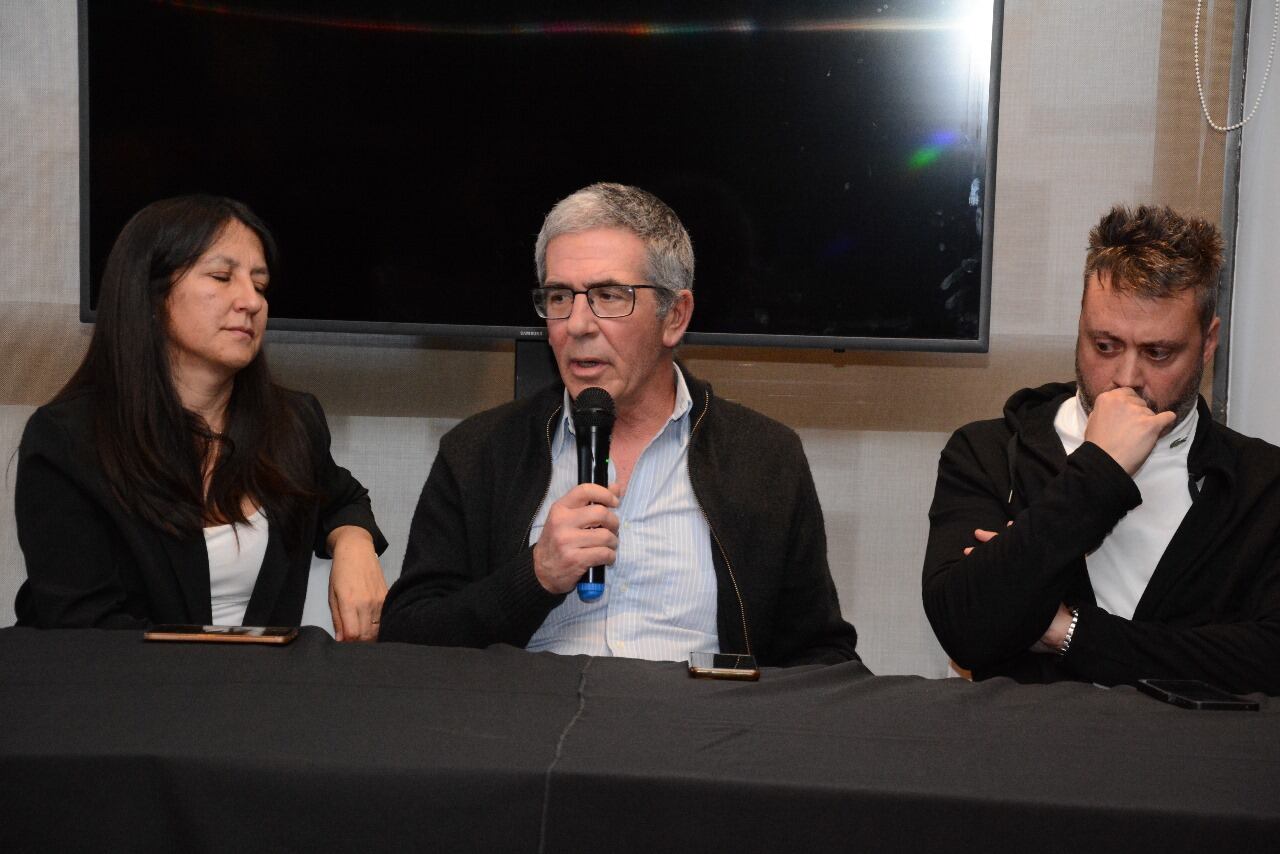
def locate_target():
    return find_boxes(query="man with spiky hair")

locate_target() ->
[923,204,1280,695]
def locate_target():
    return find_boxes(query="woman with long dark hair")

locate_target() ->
[14,195,388,640]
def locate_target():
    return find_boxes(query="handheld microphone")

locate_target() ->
[571,386,615,602]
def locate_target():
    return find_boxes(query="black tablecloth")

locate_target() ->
[1,627,1276,853]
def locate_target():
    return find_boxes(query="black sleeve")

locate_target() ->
[921,427,1140,670]
[378,437,564,648]
[1063,601,1280,695]
[1061,508,1280,694]
[298,394,388,559]
[14,409,145,629]
[768,442,861,667]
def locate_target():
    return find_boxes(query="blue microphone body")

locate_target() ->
[572,388,615,602]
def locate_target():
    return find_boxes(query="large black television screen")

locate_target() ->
[82,0,1000,351]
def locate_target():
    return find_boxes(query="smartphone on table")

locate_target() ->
[688,652,761,681]
[1137,678,1259,711]
[143,625,300,645]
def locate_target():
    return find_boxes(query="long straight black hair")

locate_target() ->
[59,195,315,547]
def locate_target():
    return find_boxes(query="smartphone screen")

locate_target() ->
[688,652,761,681]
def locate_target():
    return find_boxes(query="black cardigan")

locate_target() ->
[379,367,860,666]
[923,382,1280,695]
[14,389,387,628]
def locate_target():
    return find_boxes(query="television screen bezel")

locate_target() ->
[77,0,1002,354]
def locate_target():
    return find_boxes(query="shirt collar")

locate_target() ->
[1062,390,1199,455]
[555,364,692,454]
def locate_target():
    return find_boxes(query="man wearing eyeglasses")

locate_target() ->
[380,183,860,667]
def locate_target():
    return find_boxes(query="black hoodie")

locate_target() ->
[922,381,1280,695]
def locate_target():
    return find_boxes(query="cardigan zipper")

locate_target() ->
[521,406,562,551]
[689,387,753,657]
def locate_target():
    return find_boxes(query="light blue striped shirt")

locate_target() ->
[526,367,719,661]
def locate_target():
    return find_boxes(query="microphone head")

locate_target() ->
[572,386,616,429]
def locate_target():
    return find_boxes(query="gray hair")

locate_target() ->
[534,183,694,316]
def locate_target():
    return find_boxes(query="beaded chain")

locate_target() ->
[1195,0,1278,132]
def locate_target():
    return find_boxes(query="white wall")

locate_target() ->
[1,0,84,627]
[1226,0,1280,441]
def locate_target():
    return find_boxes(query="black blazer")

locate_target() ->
[14,389,387,628]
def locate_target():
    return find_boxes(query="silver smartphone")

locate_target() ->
[688,652,761,681]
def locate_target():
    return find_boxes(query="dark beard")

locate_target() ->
[1075,349,1203,429]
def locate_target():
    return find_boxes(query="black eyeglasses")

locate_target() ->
[531,284,665,319]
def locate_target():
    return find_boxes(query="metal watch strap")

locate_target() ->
[1059,607,1080,656]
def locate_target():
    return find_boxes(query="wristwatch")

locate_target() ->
[1058,606,1080,656]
